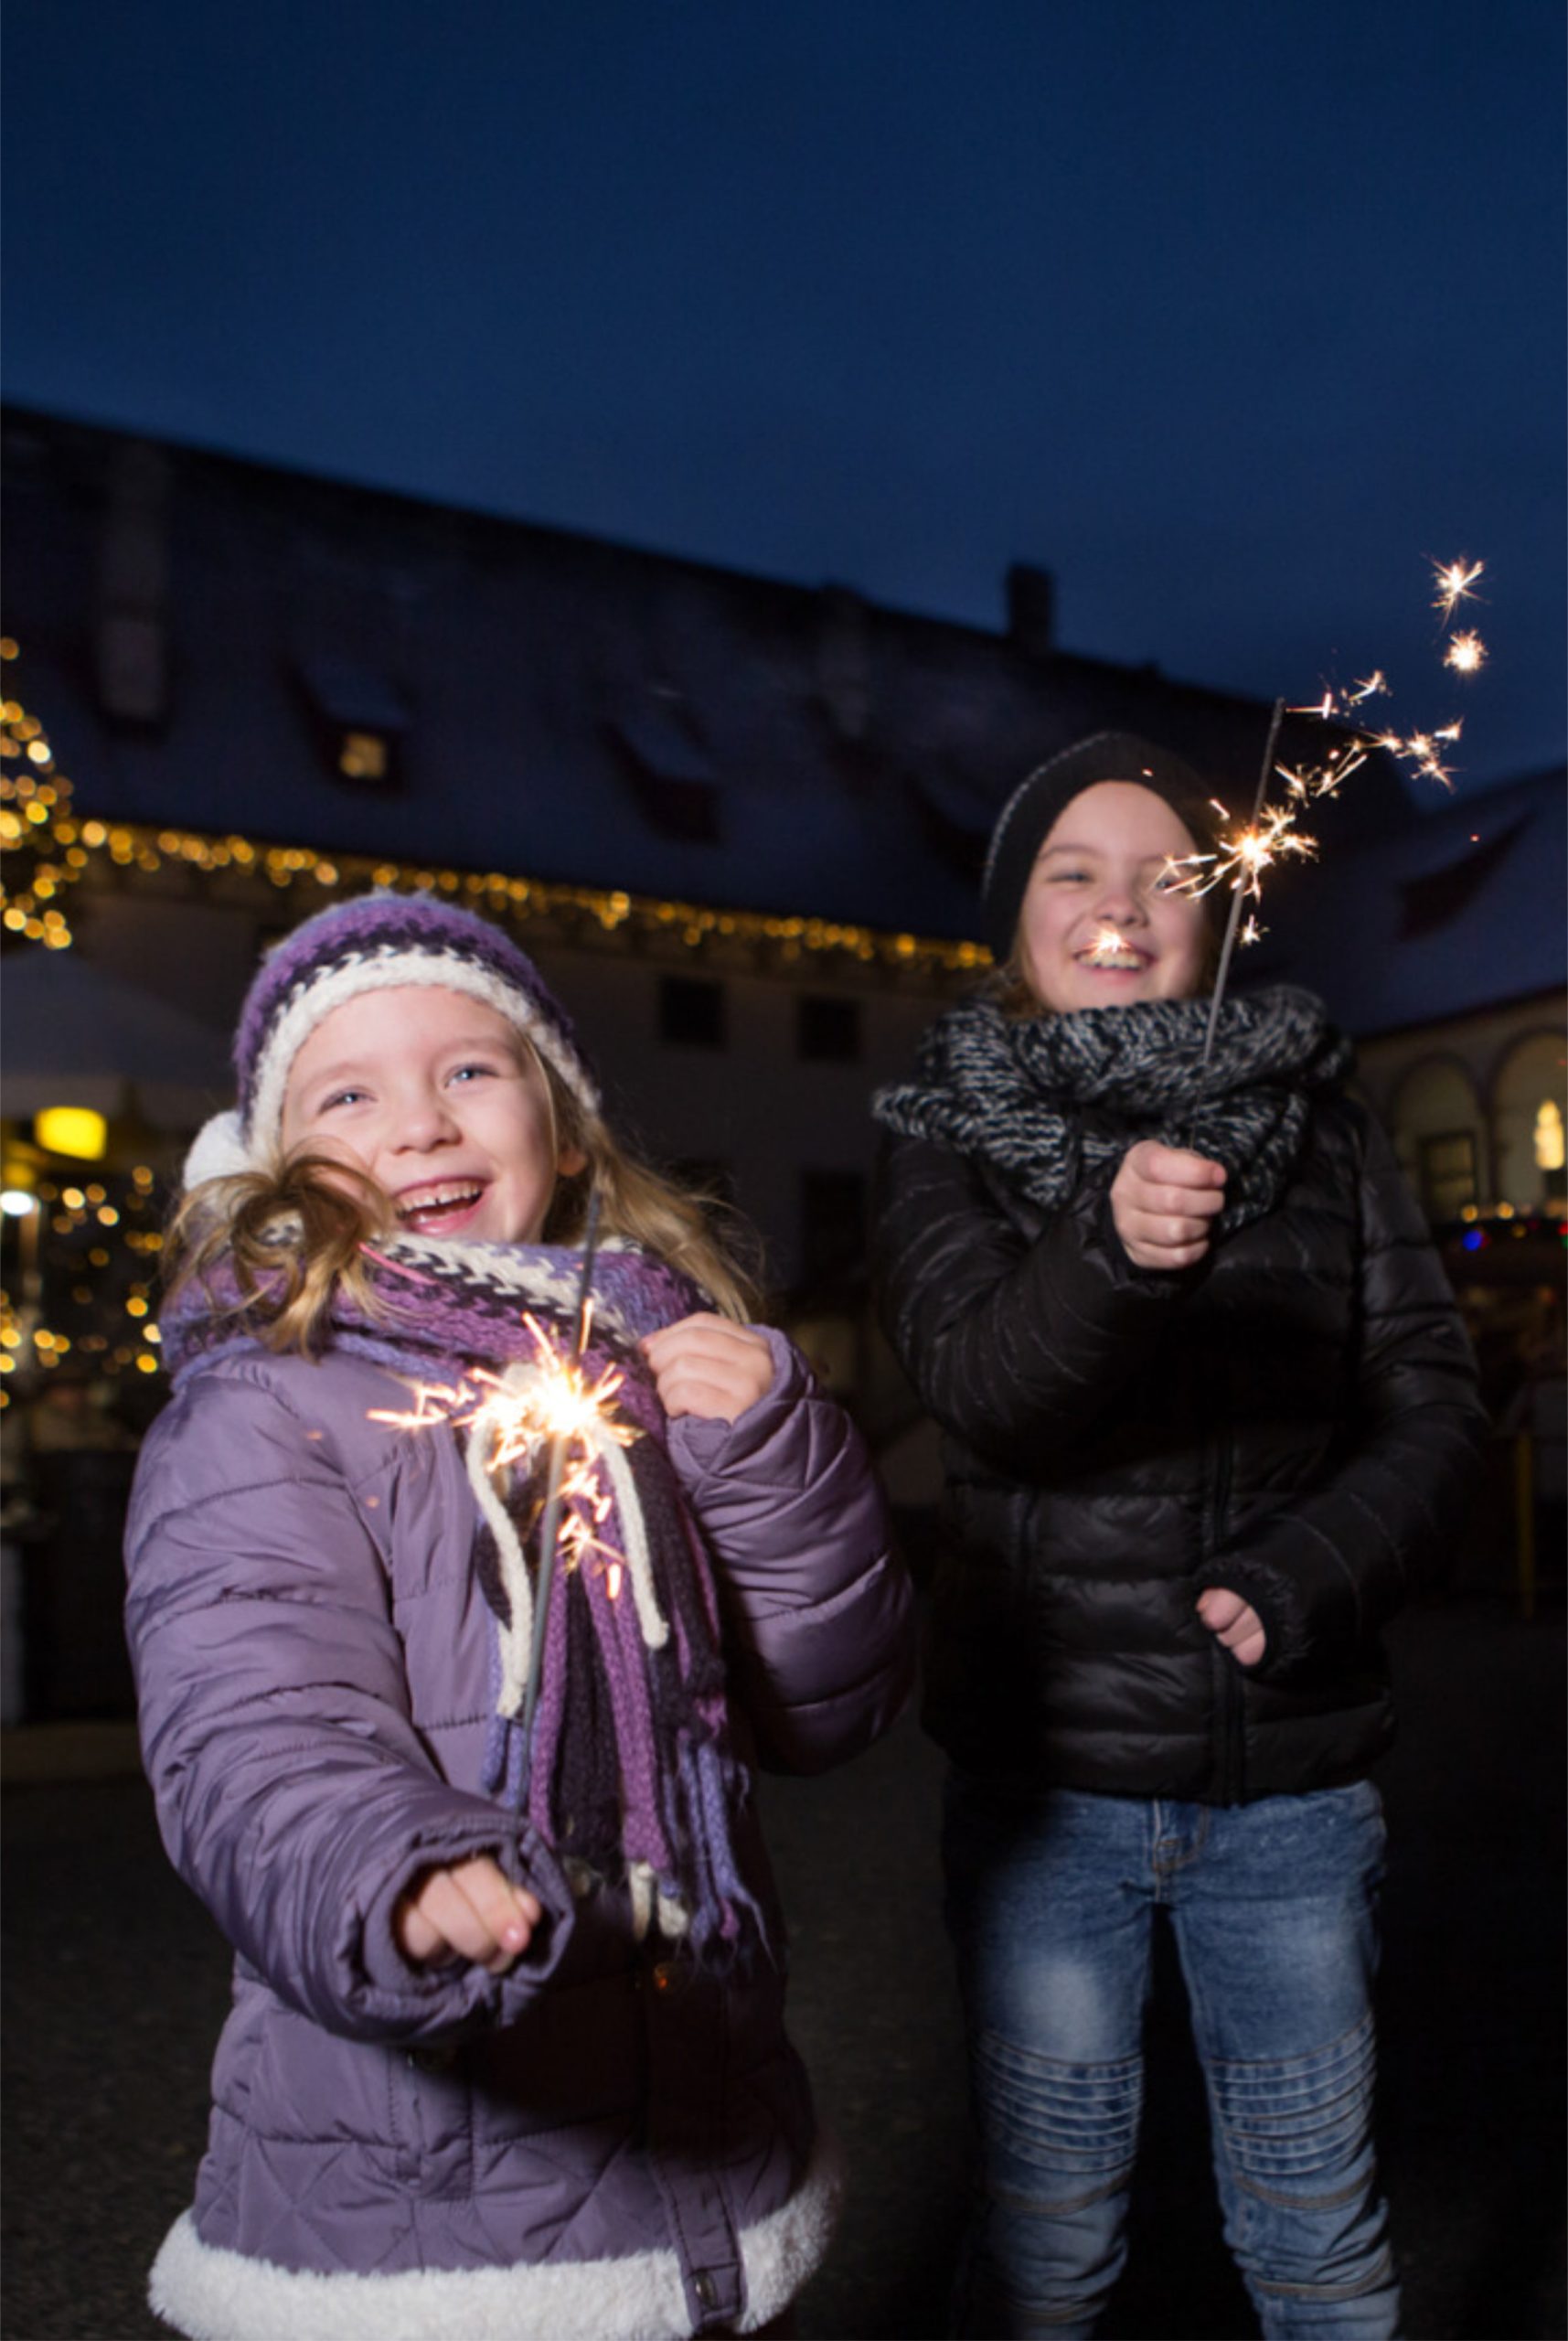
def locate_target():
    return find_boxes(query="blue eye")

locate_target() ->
[319,1088,367,1112]
[450,1061,499,1085]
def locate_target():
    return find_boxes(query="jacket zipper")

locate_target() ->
[1205,1410,1245,1804]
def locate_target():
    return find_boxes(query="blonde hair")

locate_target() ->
[165,1051,762,1354]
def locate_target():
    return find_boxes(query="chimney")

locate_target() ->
[1006,562,1055,658]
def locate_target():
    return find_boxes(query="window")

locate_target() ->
[338,732,389,781]
[796,995,861,1063]
[1491,1032,1567,1208]
[1418,1130,1478,1222]
[659,976,726,1048]
[606,701,721,843]
[1392,1058,1485,1211]
[294,657,408,789]
[799,1170,867,1288]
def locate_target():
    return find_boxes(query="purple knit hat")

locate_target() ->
[183,892,599,1189]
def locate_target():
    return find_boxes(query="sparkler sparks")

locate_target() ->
[1371,721,1463,790]
[1432,556,1485,620]
[369,1309,640,1587]
[1163,800,1321,908]
[1178,553,1491,1076]
[1445,630,1487,675]
[1162,743,1367,910]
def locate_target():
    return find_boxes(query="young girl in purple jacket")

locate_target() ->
[125,890,914,2341]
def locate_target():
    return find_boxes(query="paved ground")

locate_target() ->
[3,1592,1563,2341]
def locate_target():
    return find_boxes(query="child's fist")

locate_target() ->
[393,1855,541,1974]
[641,1315,774,1422]
[1111,1140,1227,1270]
[1197,1587,1267,1668]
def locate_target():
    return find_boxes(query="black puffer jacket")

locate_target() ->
[875,1096,1486,1802]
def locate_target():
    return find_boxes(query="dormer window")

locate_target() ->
[607,691,720,843]
[338,732,388,782]
[295,657,409,789]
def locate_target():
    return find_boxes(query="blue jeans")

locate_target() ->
[943,1776,1399,2338]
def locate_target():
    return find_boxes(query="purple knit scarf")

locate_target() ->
[162,1233,769,1973]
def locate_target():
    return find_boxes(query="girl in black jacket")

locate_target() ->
[873,733,1485,2339]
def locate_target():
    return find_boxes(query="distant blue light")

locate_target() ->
[1461,1229,1486,1251]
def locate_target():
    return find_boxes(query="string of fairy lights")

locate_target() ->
[0,638,77,950]
[0,1166,165,1401]
[4,620,1561,1413]
[0,639,989,978]
[1,636,992,1405]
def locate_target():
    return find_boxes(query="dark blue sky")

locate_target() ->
[5,0,1563,791]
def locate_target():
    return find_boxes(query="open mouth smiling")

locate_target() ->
[1078,943,1150,972]
[394,1181,486,1231]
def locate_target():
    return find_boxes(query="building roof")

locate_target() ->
[2,406,1398,945]
[6,407,1555,1038]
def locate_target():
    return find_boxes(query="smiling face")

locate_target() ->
[279,985,582,1244]
[1015,780,1210,1014]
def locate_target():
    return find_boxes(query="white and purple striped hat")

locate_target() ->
[184,892,599,1189]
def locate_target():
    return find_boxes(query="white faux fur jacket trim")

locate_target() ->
[149,2130,844,2341]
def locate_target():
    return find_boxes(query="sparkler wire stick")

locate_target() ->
[1200,697,1285,1074]
[517,1189,603,1799]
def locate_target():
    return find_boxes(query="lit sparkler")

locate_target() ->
[368,1319,637,1579]
[1161,697,1288,1071]
[368,1197,636,1789]
[1164,796,1319,910]
[1164,735,1371,921]
[1162,555,1491,1074]
[367,1321,635,1487]
[1167,554,1491,1073]
[515,1192,604,1791]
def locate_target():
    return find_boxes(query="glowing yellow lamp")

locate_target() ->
[36,1106,108,1161]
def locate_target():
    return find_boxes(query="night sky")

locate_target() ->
[4,0,1563,792]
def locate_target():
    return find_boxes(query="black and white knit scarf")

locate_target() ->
[872,985,1352,1235]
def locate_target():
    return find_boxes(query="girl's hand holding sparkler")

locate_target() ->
[1196,1587,1267,1668]
[393,1854,542,1975]
[1110,1140,1227,1270]
[641,1313,774,1422]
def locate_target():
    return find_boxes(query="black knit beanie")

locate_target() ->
[979,732,1217,959]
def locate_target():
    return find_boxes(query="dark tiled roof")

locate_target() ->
[3,406,1399,946]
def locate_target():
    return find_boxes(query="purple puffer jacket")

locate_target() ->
[124,1325,913,2341]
